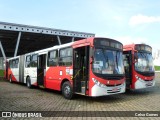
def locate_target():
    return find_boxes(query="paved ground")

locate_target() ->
[0,73,160,120]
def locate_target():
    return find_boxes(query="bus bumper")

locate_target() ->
[91,82,126,97]
[135,79,155,89]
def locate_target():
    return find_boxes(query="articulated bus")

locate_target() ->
[4,37,126,99]
[123,44,155,90]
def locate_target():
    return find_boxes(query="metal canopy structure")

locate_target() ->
[0,21,95,58]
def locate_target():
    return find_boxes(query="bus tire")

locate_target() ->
[9,75,12,83]
[26,77,32,88]
[62,81,73,99]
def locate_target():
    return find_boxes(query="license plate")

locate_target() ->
[146,81,152,86]
[112,88,118,92]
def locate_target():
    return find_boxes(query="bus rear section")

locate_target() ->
[123,44,155,90]
[5,55,26,83]
[6,56,21,83]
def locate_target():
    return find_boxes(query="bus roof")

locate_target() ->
[123,43,152,51]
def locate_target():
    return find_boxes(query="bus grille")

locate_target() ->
[106,84,121,87]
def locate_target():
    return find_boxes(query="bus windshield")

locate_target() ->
[92,48,124,75]
[135,52,154,72]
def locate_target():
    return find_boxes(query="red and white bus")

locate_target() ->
[4,37,126,99]
[123,44,155,90]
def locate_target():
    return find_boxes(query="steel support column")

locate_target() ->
[57,36,61,45]
[0,41,6,60]
[14,32,21,57]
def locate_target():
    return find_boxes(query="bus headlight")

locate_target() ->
[92,78,106,88]
[135,75,145,82]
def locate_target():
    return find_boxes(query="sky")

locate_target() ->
[0,0,160,54]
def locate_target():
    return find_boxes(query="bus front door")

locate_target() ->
[73,46,89,95]
[37,54,46,87]
[123,51,132,89]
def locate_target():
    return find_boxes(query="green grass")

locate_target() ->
[155,66,160,71]
[0,70,4,77]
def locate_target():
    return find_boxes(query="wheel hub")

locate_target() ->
[64,86,70,95]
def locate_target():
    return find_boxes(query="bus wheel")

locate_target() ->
[62,81,73,99]
[26,77,32,88]
[9,75,12,83]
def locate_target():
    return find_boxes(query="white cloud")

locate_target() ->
[129,14,160,26]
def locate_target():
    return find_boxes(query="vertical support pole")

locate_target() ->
[72,37,75,42]
[57,36,61,45]
[14,32,21,57]
[0,41,6,60]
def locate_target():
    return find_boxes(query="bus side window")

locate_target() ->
[31,54,38,67]
[25,55,31,67]
[59,48,72,66]
[12,60,16,68]
[9,60,12,68]
[48,50,58,66]
[15,59,19,68]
